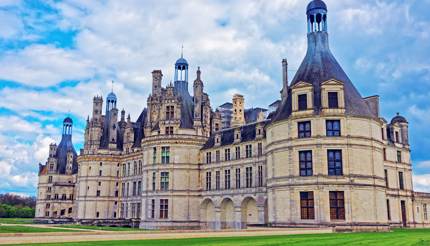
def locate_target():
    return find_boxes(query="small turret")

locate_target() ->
[232,94,245,127]
[193,67,203,121]
[152,70,163,95]
[92,96,103,121]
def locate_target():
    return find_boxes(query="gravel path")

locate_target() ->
[0,227,333,245]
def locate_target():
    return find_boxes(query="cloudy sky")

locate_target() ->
[0,0,429,196]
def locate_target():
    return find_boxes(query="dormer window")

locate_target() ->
[298,94,308,111]
[166,106,174,120]
[328,92,339,108]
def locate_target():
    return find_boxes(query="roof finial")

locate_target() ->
[181,45,184,58]
[197,66,201,80]
[111,80,114,92]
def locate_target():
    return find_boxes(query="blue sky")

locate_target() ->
[0,0,430,196]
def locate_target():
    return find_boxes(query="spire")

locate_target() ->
[111,80,114,92]
[181,44,184,58]
[197,66,201,80]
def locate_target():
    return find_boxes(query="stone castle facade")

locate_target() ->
[36,0,430,231]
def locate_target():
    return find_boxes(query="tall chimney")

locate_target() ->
[281,58,288,99]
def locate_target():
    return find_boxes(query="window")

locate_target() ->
[153,147,157,164]
[235,146,241,159]
[235,168,241,189]
[399,172,404,190]
[159,199,168,219]
[258,143,263,157]
[245,144,252,158]
[206,172,212,191]
[383,148,387,161]
[150,199,155,219]
[395,131,400,143]
[47,187,51,192]
[424,204,428,221]
[245,167,253,188]
[215,150,220,162]
[328,92,339,108]
[132,182,136,196]
[121,182,125,196]
[225,169,231,189]
[96,190,100,197]
[48,176,53,183]
[139,161,142,174]
[165,126,174,135]
[206,152,212,164]
[258,166,263,187]
[134,162,137,175]
[387,199,391,221]
[326,120,341,137]
[122,164,126,176]
[99,170,102,176]
[137,181,142,195]
[160,172,169,191]
[225,149,231,161]
[215,171,220,190]
[298,121,311,138]
[161,147,170,164]
[128,163,130,176]
[126,183,129,197]
[381,128,385,140]
[397,151,402,163]
[166,106,174,120]
[152,172,156,191]
[384,169,389,188]
[328,150,343,176]
[49,163,54,171]
[300,192,315,220]
[329,191,345,220]
[299,151,313,176]
[298,94,308,111]
[46,203,50,209]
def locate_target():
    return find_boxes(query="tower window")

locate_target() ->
[298,121,311,138]
[225,169,231,189]
[245,167,253,188]
[328,150,343,176]
[399,172,404,190]
[299,151,313,176]
[397,151,402,163]
[165,126,174,135]
[300,192,315,220]
[160,172,169,191]
[205,171,211,191]
[225,148,231,161]
[326,120,341,137]
[166,106,174,120]
[206,152,212,164]
[161,147,170,164]
[298,94,308,111]
[159,199,168,219]
[216,171,221,190]
[330,191,345,220]
[235,168,241,189]
[328,92,339,108]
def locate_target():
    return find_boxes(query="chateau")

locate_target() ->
[36,0,430,231]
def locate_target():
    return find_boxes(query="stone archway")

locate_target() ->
[241,197,258,227]
[220,198,235,229]
[200,198,216,229]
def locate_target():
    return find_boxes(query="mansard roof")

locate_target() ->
[55,134,78,174]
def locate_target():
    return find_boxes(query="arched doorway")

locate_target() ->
[241,197,258,228]
[220,198,234,229]
[200,198,215,229]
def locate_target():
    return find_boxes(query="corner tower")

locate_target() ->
[266,0,389,231]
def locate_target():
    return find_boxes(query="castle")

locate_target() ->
[36,0,430,231]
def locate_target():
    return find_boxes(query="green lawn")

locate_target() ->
[55,224,143,231]
[0,218,34,224]
[10,229,430,246]
[0,225,72,233]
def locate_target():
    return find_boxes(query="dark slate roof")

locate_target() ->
[272,32,375,122]
[391,113,408,124]
[133,109,147,148]
[175,57,188,66]
[244,108,267,124]
[218,102,233,109]
[63,117,73,124]
[55,134,78,174]
[174,81,194,129]
[307,0,327,14]
[202,122,266,150]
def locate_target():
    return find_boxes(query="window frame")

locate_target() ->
[300,191,315,220]
[298,94,308,111]
[326,120,341,137]
[298,121,311,138]
[328,92,339,109]
[328,150,343,176]
[299,150,313,177]
[329,191,345,220]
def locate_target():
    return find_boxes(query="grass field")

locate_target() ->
[55,224,143,231]
[0,218,34,224]
[0,225,72,233]
[11,229,430,246]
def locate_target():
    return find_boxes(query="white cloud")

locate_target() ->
[413,174,430,193]
[417,160,430,169]
[0,10,23,39]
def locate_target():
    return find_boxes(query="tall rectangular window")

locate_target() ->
[161,147,170,164]
[387,199,391,221]
[257,143,263,157]
[399,172,404,190]
[298,94,308,111]
[152,147,157,164]
[126,183,129,197]
[215,150,220,162]
[246,144,252,158]
[225,169,231,189]
[328,92,339,108]
[383,148,387,161]
[329,191,345,220]
[326,120,341,137]
[122,164,126,176]
[235,168,241,189]
[152,172,156,191]
[150,199,155,219]
[225,149,231,161]
[384,169,389,188]
[165,126,174,135]
[160,172,169,191]
[166,106,174,120]
[137,181,142,195]
[235,146,241,159]
[298,121,311,138]
[245,167,253,188]
[299,151,313,176]
[328,150,343,176]
[206,152,212,164]
[132,182,136,196]
[159,199,168,219]
[48,176,53,183]
[300,192,315,220]
[206,171,212,191]
[424,204,428,221]
[215,171,220,190]
[258,165,263,187]
[395,132,400,143]
[397,151,402,163]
